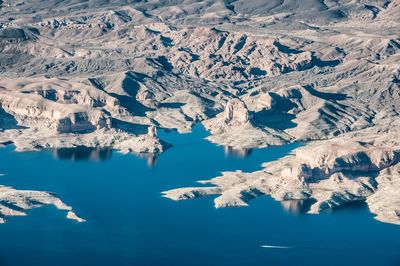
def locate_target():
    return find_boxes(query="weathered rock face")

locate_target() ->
[56,111,112,133]
[223,99,250,125]
[0,185,85,224]
[0,28,32,42]
[203,98,290,149]
[366,164,400,225]
[27,86,119,108]
[203,98,250,134]
[0,77,171,153]
[0,91,112,133]
[257,92,276,110]
[147,125,157,138]
[137,90,159,108]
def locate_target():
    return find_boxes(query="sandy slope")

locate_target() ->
[0,0,399,223]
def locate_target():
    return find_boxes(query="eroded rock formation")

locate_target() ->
[204,98,290,149]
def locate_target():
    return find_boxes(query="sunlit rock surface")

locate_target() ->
[204,98,291,149]
[0,185,85,224]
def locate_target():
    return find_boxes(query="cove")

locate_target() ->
[0,124,399,266]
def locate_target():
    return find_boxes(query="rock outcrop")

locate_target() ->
[366,165,400,225]
[0,78,170,154]
[147,125,157,138]
[114,125,169,154]
[0,80,114,133]
[204,98,290,149]
[223,99,250,126]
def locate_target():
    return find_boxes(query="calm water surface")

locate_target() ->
[0,124,399,266]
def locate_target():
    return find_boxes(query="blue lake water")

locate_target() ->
[0,124,399,266]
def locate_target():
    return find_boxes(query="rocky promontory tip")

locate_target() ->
[0,185,85,224]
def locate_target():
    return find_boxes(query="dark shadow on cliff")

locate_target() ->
[303,85,349,101]
[159,102,185,108]
[312,56,341,68]
[109,72,154,116]
[0,107,27,130]
[329,200,369,213]
[252,91,298,131]
[112,118,150,135]
[253,109,297,131]
[273,41,303,54]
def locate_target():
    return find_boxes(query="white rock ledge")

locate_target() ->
[0,185,85,224]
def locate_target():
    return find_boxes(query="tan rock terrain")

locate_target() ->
[0,0,399,224]
[0,185,85,223]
